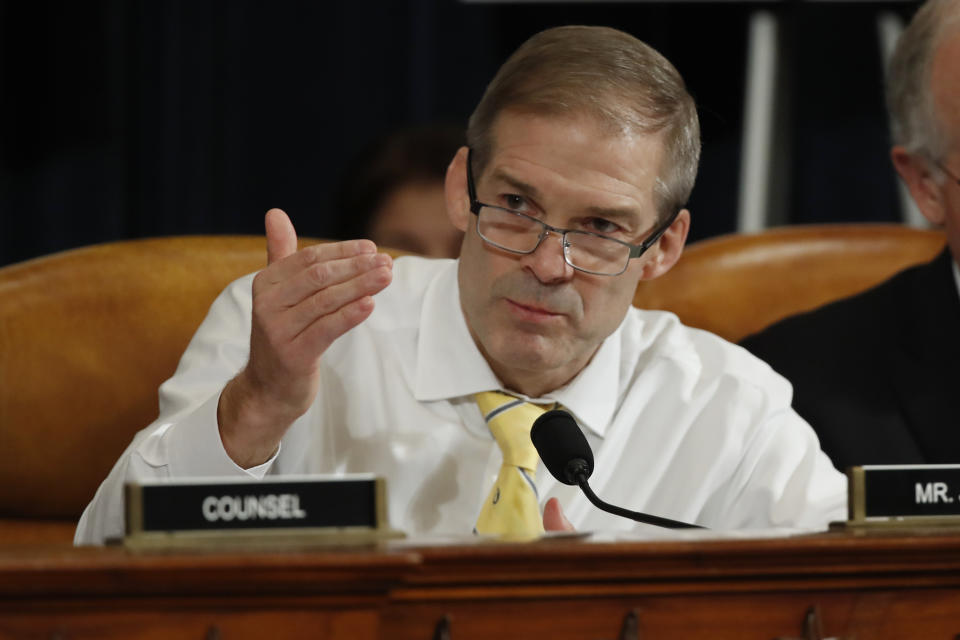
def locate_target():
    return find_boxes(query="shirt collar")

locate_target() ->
[414,260,621,438]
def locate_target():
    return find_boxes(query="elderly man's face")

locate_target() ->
[444,111,689,397]
[931,27,960,260]
[893,26,960,260]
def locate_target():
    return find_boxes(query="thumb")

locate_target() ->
[543,497,575,532]
[265,208,298,265]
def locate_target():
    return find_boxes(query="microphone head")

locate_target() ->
[530,409,594,485]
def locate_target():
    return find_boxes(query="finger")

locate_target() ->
[268,252,392,309]
[293,294,378,358]
[265,208,299,266]
[284,264,392,339]
[261,238,379,286]
[543,497,575,532]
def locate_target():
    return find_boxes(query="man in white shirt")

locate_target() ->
[76,25,845,545]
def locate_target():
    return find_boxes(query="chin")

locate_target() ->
[488,333,571,373]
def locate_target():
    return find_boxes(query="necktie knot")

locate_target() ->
[475,391,545,470]
[473,391,550,538]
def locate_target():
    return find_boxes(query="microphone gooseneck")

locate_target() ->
[572,471,702,529]
[531,409,705,530]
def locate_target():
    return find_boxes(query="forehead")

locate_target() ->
[483,110,664,218]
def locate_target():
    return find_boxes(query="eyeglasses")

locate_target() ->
[935,160,960,187]
[466,148,679,277]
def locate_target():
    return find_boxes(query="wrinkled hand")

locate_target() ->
[543,497,575,532]
[218,208,393,467]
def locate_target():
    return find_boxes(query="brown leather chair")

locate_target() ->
[0,236,330,544]
[633,223,947,343]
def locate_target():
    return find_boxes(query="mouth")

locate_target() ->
[505,299,564,322]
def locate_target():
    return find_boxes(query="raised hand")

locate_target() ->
[218,208,393,467]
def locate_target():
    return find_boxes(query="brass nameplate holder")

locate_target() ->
[839,464,960,531]
[124,474,403,549]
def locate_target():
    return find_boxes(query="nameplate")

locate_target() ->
[124,475,402,548]
[848,465,960,523]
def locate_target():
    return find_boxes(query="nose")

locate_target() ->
[520,230,575,283]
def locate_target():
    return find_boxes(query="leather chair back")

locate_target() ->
[633,224,947,342]
[0,236,317,542]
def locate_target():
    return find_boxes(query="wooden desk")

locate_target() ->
[3,530,960,639]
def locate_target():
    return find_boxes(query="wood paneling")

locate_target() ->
[4,531,960,638]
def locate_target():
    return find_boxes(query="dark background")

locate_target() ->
[0,0,919,267]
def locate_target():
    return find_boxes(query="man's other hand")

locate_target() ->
[219,208,393,468]
[543,497,575,532]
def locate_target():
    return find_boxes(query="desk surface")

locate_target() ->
[4,530,960,639]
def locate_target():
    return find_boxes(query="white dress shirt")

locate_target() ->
[75,257,846,545]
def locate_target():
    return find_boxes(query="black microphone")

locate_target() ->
[530,409,704,530]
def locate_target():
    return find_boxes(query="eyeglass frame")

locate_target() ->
[934,159,960,187]
[465,148,680,276]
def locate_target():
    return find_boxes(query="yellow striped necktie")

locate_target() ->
[474,391,548,538]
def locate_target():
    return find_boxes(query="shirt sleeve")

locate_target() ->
[74,274,279,546]
[712,402,847,531]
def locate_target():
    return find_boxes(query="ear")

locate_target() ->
[891,146,947,226]
[444,146,472,232]
[638,208,690,281]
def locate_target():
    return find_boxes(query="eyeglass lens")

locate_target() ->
[476,206,630,275]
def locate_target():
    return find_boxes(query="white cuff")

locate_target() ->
[164,392,280,479]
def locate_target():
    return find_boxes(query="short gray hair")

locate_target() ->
[467,26,701,223]
[887,0,960,162]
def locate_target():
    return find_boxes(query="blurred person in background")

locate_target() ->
[336,124,465,258]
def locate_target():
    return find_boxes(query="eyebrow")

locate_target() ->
[584,204,643,224]
[490,167,644,225]
[489,168,544,202]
